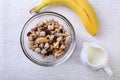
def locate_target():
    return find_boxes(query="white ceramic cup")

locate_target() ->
[80,42,113,76]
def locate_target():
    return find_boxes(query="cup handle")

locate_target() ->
[102,65,113,76]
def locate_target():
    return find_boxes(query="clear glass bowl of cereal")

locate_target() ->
[20,12,76,67]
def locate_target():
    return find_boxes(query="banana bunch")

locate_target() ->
[30,0,99,36]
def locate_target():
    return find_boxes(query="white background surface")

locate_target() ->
[0,0,120,80]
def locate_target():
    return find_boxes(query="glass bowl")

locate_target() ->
[20,12,76,67]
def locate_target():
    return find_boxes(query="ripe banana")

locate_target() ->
[30,0,99,36]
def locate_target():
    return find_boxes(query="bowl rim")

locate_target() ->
[20,11,76,67]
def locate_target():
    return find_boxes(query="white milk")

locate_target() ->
[86,45,105,66]
[81,42,113,76]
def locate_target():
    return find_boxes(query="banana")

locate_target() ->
[30,0,98,36]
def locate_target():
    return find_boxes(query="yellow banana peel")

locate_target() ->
[30,0,99,36]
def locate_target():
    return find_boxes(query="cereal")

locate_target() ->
[40,54,45,58]
[50,45,54,50]
[53,42,59,48]
[65,36,71,44]
[57,36,62,42]
[53,36,57,42]
[59,25,63,29]
[44,43,49,49]
[45,30,51,35]
[36,31,40,36]
[37,21,43,27]
[40,31,46,37]
[55,33,62,37]
[41,49,47,54]
[39,43,44,48]
[38,38,49,43]
[49,35,54,40]
[60,45,66,49]
[35,48,41,53]
[27,19,71,58]
[35,38,40,44]
[28,36,33,41]
[55,50,64,58]
[29,41,34,45]
[48,25,54,30]
[47,54,54,58]
[33,44,39,48]
[27,32,32,36]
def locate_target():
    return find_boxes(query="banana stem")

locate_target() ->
[30,2,45,14]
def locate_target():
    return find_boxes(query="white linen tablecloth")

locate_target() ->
[0,0,120,80]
